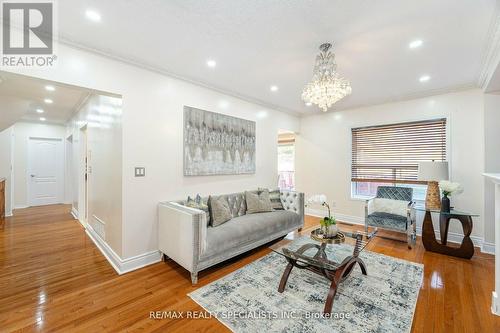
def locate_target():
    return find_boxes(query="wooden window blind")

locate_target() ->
[351,118,446,184]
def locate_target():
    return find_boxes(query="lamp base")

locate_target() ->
[425,181,441,210]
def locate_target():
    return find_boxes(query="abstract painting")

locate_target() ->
[183,106,256,176]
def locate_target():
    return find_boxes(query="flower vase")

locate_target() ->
[441,195,450,213]
[323,224,338,238]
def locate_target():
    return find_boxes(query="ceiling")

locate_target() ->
[40,1,500,114]
[0,71,90,130]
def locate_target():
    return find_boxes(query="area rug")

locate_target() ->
[189,237,424,333]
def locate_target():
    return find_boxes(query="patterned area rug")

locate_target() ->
[189,237,423,333]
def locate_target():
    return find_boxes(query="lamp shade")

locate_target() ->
[417,161,449,181]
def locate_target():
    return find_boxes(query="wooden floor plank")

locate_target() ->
[0,204,499,332]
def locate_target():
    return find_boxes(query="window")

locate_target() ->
[278,133,295,190]
[351,118,446,200]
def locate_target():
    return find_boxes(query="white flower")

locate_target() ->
[439,180,463,196]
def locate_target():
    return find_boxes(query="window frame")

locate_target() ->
[349,116,451,201]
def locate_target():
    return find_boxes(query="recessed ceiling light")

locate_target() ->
[45,85,55,91]
[36,108,44,113]
[305,102,312,106]
[270,85,279,92]
[44,98,53,104]
[419,75,431,82]
[206,59,216,68]
[85,9,101,22]
[409,39,423,49]
[39,117,46,121]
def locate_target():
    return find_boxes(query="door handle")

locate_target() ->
[30,174,35,178]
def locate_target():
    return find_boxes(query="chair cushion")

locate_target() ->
[203,210,300,259]
[245,190,273,214]
[367,212,407,231]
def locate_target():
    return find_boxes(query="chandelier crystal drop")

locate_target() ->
[302,43,352,112]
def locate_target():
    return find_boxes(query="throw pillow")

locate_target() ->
[259,187,284,210]
[209,195,232,227]
[246,190,273,214]
[372,198,408,217]
[185,194,210,225]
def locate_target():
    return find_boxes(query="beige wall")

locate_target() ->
[297,89,485,239]
[12,122,66,208]
[67,94,123,257]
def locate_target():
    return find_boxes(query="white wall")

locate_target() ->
[2,42,300,260]
[297,89,485,240]
[67,94,123,256]
[12,122,67,208]
[484,93,500,245]
[0,126,13,215]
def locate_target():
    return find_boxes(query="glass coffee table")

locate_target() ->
[270,227,377,313]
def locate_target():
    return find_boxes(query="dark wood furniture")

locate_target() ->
[415,206,478,259]
[271,227,377,313]
[0,178,5,227]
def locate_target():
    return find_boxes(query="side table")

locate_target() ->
[414,206,478,259]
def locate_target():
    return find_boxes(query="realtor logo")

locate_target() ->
[1,0,56,67]
[2,1,53,54]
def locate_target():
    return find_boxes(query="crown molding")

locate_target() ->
[478,0,500,90]
[300,83,478,117]
[57,36,301,117]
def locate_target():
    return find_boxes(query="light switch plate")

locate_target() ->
[135,167,145,177]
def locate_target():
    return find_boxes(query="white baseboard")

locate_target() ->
[14,205,28,209]
[71,207,78,220]
[305,208,493,254]
[5,211,12,217]
[482,241,496,255]
[85,223,162,275]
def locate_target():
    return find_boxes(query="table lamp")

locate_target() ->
[418,161,449,210]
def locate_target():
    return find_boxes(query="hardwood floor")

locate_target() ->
[0,204,499,332]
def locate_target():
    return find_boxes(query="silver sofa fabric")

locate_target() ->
[165,190,304,284]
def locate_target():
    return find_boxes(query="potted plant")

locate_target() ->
[307,194,337,238]
[438,180,463,212]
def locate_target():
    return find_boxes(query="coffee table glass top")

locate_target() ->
[270,227,378,270]
[413,204,479,217]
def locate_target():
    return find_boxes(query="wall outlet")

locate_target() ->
[135,167,146,177]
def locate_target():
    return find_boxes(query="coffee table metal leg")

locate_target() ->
[278,261,294,293]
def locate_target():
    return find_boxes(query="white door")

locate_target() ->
[28,137,64,206]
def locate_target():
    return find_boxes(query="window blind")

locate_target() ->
[351,118,446,184]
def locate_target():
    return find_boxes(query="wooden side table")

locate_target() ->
[414,206,478,259]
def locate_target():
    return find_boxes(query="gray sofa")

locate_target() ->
[158,190,304,284]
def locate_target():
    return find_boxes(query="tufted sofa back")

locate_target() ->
[376,186,413,202]
[176,190,304,220]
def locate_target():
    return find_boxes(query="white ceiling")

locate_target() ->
[0,71,90,129]
[56,1,500,114]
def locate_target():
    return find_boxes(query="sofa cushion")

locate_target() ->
[209,195,232,227]
[185,194,210,225]
[367,212,407,231]
[246,190,273,214]
[259,188,284,210]
[203,210,301,259]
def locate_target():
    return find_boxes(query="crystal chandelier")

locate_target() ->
[302,43,352,112]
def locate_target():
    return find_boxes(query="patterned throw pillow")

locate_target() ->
[186,194,210,225]
[208,195,232,227]
[246,190,273,214]
[259,188,284,210]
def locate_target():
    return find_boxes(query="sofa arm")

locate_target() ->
[280,190,305,227]
[158,202,207,273]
